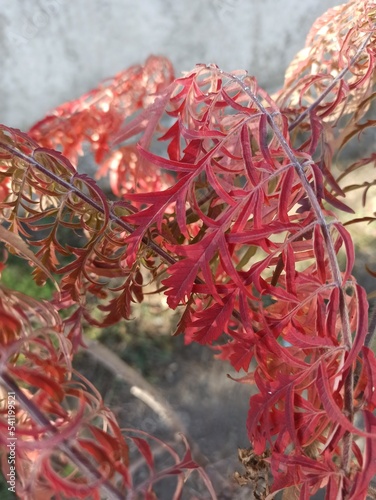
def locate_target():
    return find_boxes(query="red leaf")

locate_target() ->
[158,120,181,160]
[240,124,258,186]
[307,111,322,155]
[259,114,274,167]
[324,188,355,214]
[43,460,104,499]
[283,243,297,296]
[278,167,295,223]
[284,384,301,450]
[88,425,129,464]
[325,287,339,341]
[162,231,226,309]
[138,144,197,172]
[78,439,113,467]
[190,292,236,344]
[313,224,327,284]
[349,411,376,499]
[316,363,374,438]
[8,366,65,402]
[221,88,255,114]
[362,347,376,409]
[131,437,154,471]
[342,284,368,371]
[217,336,256,372]
[284,324,334,349]
[333,222,355,283]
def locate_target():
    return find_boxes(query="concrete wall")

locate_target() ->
[0,0,341,130]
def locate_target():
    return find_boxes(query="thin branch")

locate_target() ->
[288,28,374,132]
[0,142,177,266]
[82,336,211,468]
[221,69,355,474]
[0,371,125,500]
[0,141,245,323]
[365,300,376,348]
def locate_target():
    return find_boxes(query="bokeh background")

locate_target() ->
[1,0,339,129]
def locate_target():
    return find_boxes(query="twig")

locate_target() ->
[0,371,125,500]
[82,336,188,439]
[221,68,355,476]
[365,300,376,348]
[288,28,374,132]
[0,143,177,267]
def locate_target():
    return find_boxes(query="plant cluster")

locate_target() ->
[0,1,376,498]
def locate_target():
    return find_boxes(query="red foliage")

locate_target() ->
[1,2,376,498]
[28,55,176,197]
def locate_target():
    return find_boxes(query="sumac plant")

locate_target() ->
[1,1,376,498]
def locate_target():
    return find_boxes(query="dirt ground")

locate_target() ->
[77,325,255,498]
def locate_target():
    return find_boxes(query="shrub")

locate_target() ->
[1,1,376,498]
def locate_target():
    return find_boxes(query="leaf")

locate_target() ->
[190,292,236,344]
[323,188,355,214]
[131,437,154,471]
[313,224,327,284]
[316,363,375,438]
[325,287,340,341]
[162,231,226,309]
[30,55,174,166]
[240,123,258,186]
[333,222,355,284]
[307,111,322,155]
[361,347,376,409]
[284,324,334,349]
[88,425,129,464]
[43,459,104,499]
[349,411,376,499]
[227,221,301,245]
[259,114,274,167]
[284,384,301,450]
[8,366,65,402]
[0,224,59,291]
[278,167,295,224]
[77,438,114,467]
[342,284,368,371]
[283,243,297,296]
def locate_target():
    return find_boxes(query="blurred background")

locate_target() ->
[1,0,340,129]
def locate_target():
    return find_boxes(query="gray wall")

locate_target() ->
[1,0,341,130]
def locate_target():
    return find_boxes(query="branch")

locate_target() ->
[365,300,376,348]
[220,68,355,474]
[82,336,211,468]
[288,28,374,132]
[0,371,125,500]
[0,140,244,325]
[0,142,177,267]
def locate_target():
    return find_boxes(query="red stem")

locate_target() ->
[222,69,355,476]
[0,371,125,500]
[288,28,374,132]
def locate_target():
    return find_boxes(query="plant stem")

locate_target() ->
[222,69,355,474]
[288,28,374,132]
[1,142,246,323]
[0,371,125,500]
[0,143,177,267]
[365,300,376,348]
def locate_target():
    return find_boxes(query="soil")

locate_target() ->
[76,316,256,498]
